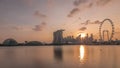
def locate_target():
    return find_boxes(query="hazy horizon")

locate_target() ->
[0,0,120,43]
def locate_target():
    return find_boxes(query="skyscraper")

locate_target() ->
[53,29,65,44]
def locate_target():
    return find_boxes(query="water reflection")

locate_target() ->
[79,45,85,63]
[79,46,84,60]
[0,46,120,68]
[54,46,63,61]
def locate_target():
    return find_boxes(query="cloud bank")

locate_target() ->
[68,0,112,17]
[32,22,47,31]
[34,10,47,19]
[79,27,87,31]
[74,0,88,6]
[67,8,80,17]
[81,20,101,25]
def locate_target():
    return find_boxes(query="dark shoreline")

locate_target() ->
[0,44,120,47]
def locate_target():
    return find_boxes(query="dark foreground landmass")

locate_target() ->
[0,42,120,47]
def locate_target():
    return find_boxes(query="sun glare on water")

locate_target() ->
[79,45,85,63]
[79,45,85,60]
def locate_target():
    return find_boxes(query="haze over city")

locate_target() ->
[1,1,120,68]
[0,0,120,43]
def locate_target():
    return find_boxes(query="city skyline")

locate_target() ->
[0,0,120,43]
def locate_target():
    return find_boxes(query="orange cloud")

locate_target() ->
[79,27,87,31]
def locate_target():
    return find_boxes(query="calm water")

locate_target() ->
[0,45,120,68]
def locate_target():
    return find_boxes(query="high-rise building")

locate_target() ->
[63,35,76,44]
[89,33,94,43]
[53,29,65,44]
[76,34,81,44]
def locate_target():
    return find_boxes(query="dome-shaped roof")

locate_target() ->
[3,38,18,46]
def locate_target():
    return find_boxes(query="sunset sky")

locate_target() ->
[0,0,120,43]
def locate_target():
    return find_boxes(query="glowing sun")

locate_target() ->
[77,33,86,38]
[81,33,86,38]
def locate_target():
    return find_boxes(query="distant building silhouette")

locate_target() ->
[88,33,94,44]
[52,30,98,45]
[76,34,81,44]
[3,38,18,46]
[63,33,94,44]
[63,36,76,44]
[25,41,42,45]
[53,29,65,44]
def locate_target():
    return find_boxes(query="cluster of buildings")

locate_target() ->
[1,29,120,46]
[52,29,120,45]
[52,29,95,45]
[0,38,43,46]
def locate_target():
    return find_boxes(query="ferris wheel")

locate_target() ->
[99,19,115,42]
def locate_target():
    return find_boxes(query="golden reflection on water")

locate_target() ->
[79,45,85,63]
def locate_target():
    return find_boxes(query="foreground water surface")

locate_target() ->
[0,45,120,68]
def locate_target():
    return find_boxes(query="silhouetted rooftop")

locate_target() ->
[3,38,18,46]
